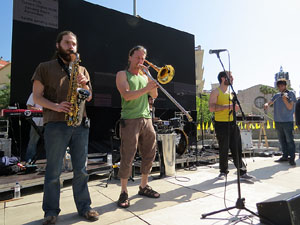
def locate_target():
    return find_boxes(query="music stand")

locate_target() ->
[26,117,44,165]
[106,129,119,187]
[152,138,166,179]
[106,128,134,187]
[196,93,208,164]
[201,50,270,223]
[189,94,203,168]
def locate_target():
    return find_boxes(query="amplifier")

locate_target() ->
[0,138,12,157]
[257,193,300,225]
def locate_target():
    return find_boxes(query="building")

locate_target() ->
[0,57,11,86]
[274,66,290,88]
[237,84,274,120]
[195,45,204,95]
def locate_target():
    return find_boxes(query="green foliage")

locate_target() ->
[196,94,213,123]
[259,85,277,97]
[259,85,277,105]
[0,74,11,109]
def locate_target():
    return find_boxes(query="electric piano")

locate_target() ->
[236,115,264,122]
[1,109,43,118]
[1,108,44,164]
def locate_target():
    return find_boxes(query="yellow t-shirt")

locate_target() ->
[214,87,233,122]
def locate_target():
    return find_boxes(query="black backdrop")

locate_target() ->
[10,0,196,155]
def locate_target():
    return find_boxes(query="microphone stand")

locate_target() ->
[193,93,205,167]
[201,51,270,223]
[151,104,166,179]
[199,93,206,157]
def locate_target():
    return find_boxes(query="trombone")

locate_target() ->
[142,59,193,122]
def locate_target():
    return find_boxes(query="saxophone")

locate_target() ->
[65,53,90,126]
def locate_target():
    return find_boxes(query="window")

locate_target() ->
[254,96,266,109]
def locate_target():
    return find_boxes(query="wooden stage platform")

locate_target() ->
[0,153,111,194]
[1,146,277,197]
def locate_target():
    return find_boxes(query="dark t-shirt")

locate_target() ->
[32,59,91,124]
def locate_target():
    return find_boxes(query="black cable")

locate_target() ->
[174,175,191,182]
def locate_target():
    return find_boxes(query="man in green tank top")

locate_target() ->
[209,71,255,182]
[116,45,160,208]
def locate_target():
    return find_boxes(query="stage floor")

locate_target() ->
[0,146,280,195]
[1,154,300,225]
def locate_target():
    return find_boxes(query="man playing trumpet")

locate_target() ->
[116,45,160,208]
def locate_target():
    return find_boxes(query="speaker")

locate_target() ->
[256,193,300,225]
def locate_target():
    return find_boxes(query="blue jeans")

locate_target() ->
[42,122,91,217]
[25,126,43,162]
[275,122,295,160]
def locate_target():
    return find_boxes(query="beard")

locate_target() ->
[57,45,74,62]
[224,79,230,85]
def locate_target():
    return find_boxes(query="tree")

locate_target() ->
[196,94,213,123]
[0,74,11,109]
[259,85,277,121]
[259,85,277,103]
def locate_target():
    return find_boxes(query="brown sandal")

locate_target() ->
[118,192,130,208]
[138,185,160,198]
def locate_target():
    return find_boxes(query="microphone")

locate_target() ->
[209,49,227,54]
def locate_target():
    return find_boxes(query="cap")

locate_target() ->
[276,78,287,86]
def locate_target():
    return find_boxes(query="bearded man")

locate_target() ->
[209,71,255,181]
[32,31,99,224]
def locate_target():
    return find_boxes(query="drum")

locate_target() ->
[169,117,182,128]
[154,120,171,133]
[174,128,188,156]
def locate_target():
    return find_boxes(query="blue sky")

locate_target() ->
[1,0,300,96]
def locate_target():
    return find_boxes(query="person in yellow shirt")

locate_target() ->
[209,71,255,181]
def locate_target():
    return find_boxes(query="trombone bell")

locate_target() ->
[144,59,175,84]
[158,65,175,84]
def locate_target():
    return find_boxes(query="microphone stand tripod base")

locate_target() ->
[194,146,206,167]
[201,197,256,219]
[152,172,166,180]
[194,160,201,167]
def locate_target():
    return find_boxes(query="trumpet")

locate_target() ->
[142,59,193,122]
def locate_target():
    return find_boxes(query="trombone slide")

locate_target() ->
[142,68,193,122]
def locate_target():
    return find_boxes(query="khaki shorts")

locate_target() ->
[118,118,156,179]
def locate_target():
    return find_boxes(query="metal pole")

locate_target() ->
[133,0,137,16]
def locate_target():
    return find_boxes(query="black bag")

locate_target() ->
[0,164,20,176]
[0,156,20,176]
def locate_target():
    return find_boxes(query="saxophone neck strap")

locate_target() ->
[57,56,71,79]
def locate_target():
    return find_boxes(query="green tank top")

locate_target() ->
[215,87,233,122]
[121,71,151,119]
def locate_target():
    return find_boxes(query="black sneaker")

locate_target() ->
[274,157,289,162]
[240,173,255,183]
[42,216,57,225]
[217,172,227,180]
[289,159,296,166]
